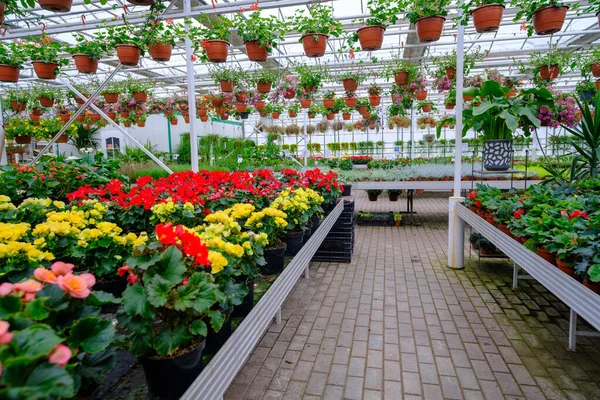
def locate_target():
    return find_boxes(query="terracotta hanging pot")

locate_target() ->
[31,108,42,116]
[119,111,130,118]
[358,105,368,114]
[471,4,505,33]
[255,100,266,111]
[445,103,455,110]
[59,112,71,123]
[104,93,119,104]
[357,25,385,51]
[138,121,146,127]
[236,103,247,113]
[308,112,315,119]
[107,112,117,121]
[257,81,272,93]
[392,94,401,103]
[342,113,351,120]
[245,41,269,62]
[148,43,172,62]
[0,2,4,25]
[220,80,234,92]
[235,92,247,102]
[394,71,409,85]
[126,0,154,4]
[32,61,58,79]
[301,34,328,57]
[284,89,296,99]
[29,113,41,122]
[345,97,357,107]
[415,16,445,42]
[39,96,54,107]
[133,91,148,103]
[538,64,560,80]
[205,40,230,63]
[415,90,427,101]
[326,113,334,121]
[211,98,224,108]
[362,112,371,119]
[200,115,209,122]
[300,99,312,108]
[446,66,456,79]
[199,107,208,116]
[39,0,72,12]
[343,79,359,92]
[15,135,32,144]
[532,6,568,35]
[422,104,432,112]
[123,121,132,128]
[463,94,475,101]
[53,132,69,143]
[10,101,26,112]
[323,98,335,108]
[72,54,98,74]
[73,94,88,105]
[170,119,178,125]
[184,116,190,123]
[369,96,381,106]
[116,44,141,66]
[591,62,600,78]
[289,111,297,118]
[272,112,280,119]
[221,113,229,120]
[89,113,101,122]
[76,114,86,122]
[0,64,19,83]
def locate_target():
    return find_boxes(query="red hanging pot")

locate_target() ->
[235,92,247,102]
[345,97,357,107]
[205,40,230,63]
[39,96,54,107]
[289,111,297,118]
[591,62,600,78]
[284,89,296,99]
[220,80,234,92]
[394,71,409,85]
[471,4,505,33]
[198,107,208,116]
[538,64,560,80]
[343,79,359,92]
[422,104,432,112]
[73,54,98,74]
[184,116,190,123]
[532,6,568,35]
[29,113,41,122]
[138,121,146,127]
[272,112,280,119]
[369,96,381,106]
[126,0,154,5]
[59,112,71,123]
[445,103,455,110]
[446,66,456,79]
[323,99,335,108]
[342,113,351,120]
[0,64,19,83]
[133,91,148,103]
[301,34,328,57]
[300,99,312,109]
[236,103,247,113]
[39,0,72,12]
[104,93,119,104]
[32,61,58,80]
[255,100,266,111]
[211,98,224,108]
[326,113,334,121]
[148,43,173,62]
[170,119,178,126]
[362,112,371,119]
[76,114,86,122]
[415,90,427,101]
[245,41,269,62]
[358,105,368,114]
[357,25,385,51]
[107,112,117,121]
[116,44,141,66]
[415,16,445,42]
[257,81,272,93]
[120,111,130,118]
[200,115,208,122]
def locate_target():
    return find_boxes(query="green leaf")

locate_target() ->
[12,325,62,361]
[513,105,541,128]
[25,362,75,399]
[25,299,50,321]
[146,276,173,308]
[154,326,191,356]
[208,310,225,332]
[473,101,504,116]
[478,80,503,98]
[122,284,155,319]
[498,109,518,133]
[174,285,199,312]
[189,320,207,337]
[588,264,600,283]
[191,273,217,314]
[0,296,23,319]
[87,291,120,306]
[146,246,186,285]
[68,317,114,354]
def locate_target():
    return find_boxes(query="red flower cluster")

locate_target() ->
[156,223,209,266]
[513,209,524,219]
[468,191,477,201]
[568,210,589,220]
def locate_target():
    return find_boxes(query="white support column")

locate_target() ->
[448,4,466,270]
[184,0,199,173]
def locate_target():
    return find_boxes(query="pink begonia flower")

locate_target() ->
[34,268,58,284]
[57,273,95,299]
[49,344,72,367]
[51,261,75,276]
[0,321,12,345]
[13,280,44,294]
[0,283,13,297]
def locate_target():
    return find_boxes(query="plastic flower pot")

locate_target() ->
[232,279,255,319]
[90,113,101,122]
[204,308,233,355]
[415,90,427,101]
[107,112,117,121]
[584,280,600,295]
[103,93,119,103]
[148,42,172,62]
[119,111,130,118]
[53,132,69,143]
[0,64,19,83]
[138,121,146,127]
[445,103,455,110]
[592,62,600,78]
[394,71,409,85]
[74,95,88,105]
[220,114,228,120]
[272,112,280,119]
[538,65,560,80]
[14,135,32,144]
[236,104,247,113]
[200,115,209,122]
[301,33,328,57]
[556,260,576,279]
[39,0,72,12]
[342,184,352,196]
[245,40,269,62]
[261,241,287,274]
[322,113,332,121]
[312,214,322,231]
[357,25,385,51]
[362,112,371,119]
[115,44,141,66]
[59,112,71,122]
[139,339,205,400]
[422,104,432,112]
[345,97,357,107]
[303,225,312,244]
[283,230,304,256]
[257,81,272,93]
[388,193,399,202]
[471,4,504,33]
[369,96,381,106]
[342,113,351,120]
[415,16,445,42]
[72,54,98,74]
[211,98,224,108]
[532,6,568,35]
[284,89,296,99]
[76,114,86,122]
[300,99,312,108]
[32,61,58,79]
[170,119,178,125]
[288,111,297,118]
[126,0,154,4]
[219,80,234,92]
[255,100,266,111]
[30,113,41,122]
[445,66,456,79]
[343,78,359,92]
[133,91,148,103]
[357,105,368,114]
[537,247,557,266]
[205,40,230,63]
[483,139,512,171]
[308,113,315,119]
[38,96,54,107]
[184,116,191,123]
[367,192,379,201]
[198,107,208,116]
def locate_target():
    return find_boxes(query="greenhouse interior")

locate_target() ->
[2,0,600,398]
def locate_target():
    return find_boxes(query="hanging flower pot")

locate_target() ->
[137,120,146,127]
[115,44,141,66]
[343,98,356,108]
[133,91,148,103]
[289,110,297,118]
[89,112,101,122]
[59,112,71,123]
[504,89,516,99]
[463,94,475,101]
[72,54,98,74]
[32,61,58,79]
[358,105,368,114]
[235,92,247,102]
[301,99,312,108]
[342,113,351,120]
[104,93,119,103]
[325,113,334,121]
[184,116,190,123]
[445,103,455,110]
[422,104,432,112]
[29,113,41,122]
[148,43,172,62]
[415,90,427,101]
[204,40,230,63]
[126,0,154,5]
[257,81,272,93]
[272,112,280,119]
[245,41,269,62]
[259,111,268,117]
[532,6,568,35]
[107,111,117,121]
[255,100,266,111]
[392,94,401,104]
[0,64,19,83]
[343,79,359,92]
[53,132,69,143]
[308,112,315,119]
[284,89,296,99]
[39,0,72,12]
[591,62,600,77]
[236,103,247,113]
[221,113,229,120]
[471,4,505,33]
[446,66,456,79]
[415,16,445,42]
[169,118,178,125]
[76,114,85,122]
[357,25,385,51]
[31,108,42,116]
[73,94,88,105]
[219,80,234,92]
[39,96,54,107]
[200,115,209,122]
[211,98,224,108]
[394,71,409,85]
[369,95,381,106]
[538,64,560,80]
[199,107,208,116]
[301,34,328,57]
[362,112,370,119]
[14,135,32,144]
[120,111,130,118]
[323,98,335,108]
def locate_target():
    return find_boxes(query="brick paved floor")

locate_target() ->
[225,192,600,400]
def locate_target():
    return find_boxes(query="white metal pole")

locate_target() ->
[448,5,466,270]
[184,0,199,173]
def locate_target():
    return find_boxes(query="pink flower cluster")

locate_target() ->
[434,75,452,93]
[409,76,427,92]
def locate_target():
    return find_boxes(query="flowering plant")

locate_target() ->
[289,4,343,39]
[433,73,453,93]
[24,37,69,68]
[537,87,582,128]
[233,10,287,51]
[244,208,288,248]
[97,24,147,53]
[271,188,323,232]
[65,33,109,60]
[409,75,427,93]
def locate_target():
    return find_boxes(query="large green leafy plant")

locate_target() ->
[563,92,600,180]
[233,11,287,50]
[0,41,28,68]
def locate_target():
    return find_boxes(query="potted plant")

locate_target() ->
[209,65,241,93]
[458,0,506,33]
[576,80,597,103]
[351,0,400,51]
[368,83,383,106]
[244,207,288,274]
[144,20,179,62]
[234,10,287,62]
[322,90,336,108]
[512,0,575,36]
[366,189,382,201]
[387,55,419,85]
[66,33,108,74]
[127,79,153,103]
[290,4,343,58]
[431,49,484,79]
[5,88,29,113]
[253,68,280,93]
[25,38,69,80]
[404,0,450,42]
[444,92,456,109]
[190,14,233,63]
[356,97,370,115]
[32,84,62,108]
[0,40,26,83]
[266,103,284,119]
[295,63,329,92]
[523,47,574,82]
[341,107,353,120]
[338,71,365,92]
[288,102,301,118]
[98,24,146,66]
[102,82,121,104]
[4,116,33,144]
[39,0,72,12]
[388,189,402,202]
[393,212,403,226]
[417,100,436,113]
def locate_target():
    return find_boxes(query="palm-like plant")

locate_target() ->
[563,92,600,180]
[70,123,100,152]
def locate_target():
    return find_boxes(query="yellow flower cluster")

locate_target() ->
[20,198,66,210]
[0,196,16,212]
[0,222,30,242]
[71,199,108,222]
[78,223,148,249]
[225,203,256,221]
[151,198,195,223]
[208,250,228,274]
[0,241,55,263]
[245,207,288,230]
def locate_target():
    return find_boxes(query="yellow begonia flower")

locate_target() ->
[208,251,228,274]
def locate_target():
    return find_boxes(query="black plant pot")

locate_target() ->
[261,242,287,274]
[94,276,127,297]
[240,112,249,119]
[321,201,335,214]
[312,215,321,232]
[388,193,399,202]
[579,90,595,103]
[205,307,233,355]
[232,279,255,318]
[483,139,512,171]
[367,193,379,201]
[139,340,206,400]
[342,184,352,196]
[282,230,303,256]
[303,226,312,244]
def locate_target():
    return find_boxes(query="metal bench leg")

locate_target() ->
[569,309,577,352]
[304,265,310,279]
[513,262,519,289]
[276,308,282,325]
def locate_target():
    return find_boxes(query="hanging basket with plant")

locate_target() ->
[290,4,343,57]
[404,0,450,43]
[349,0,400,51]
[25,37,69,80]
[209,65,242,93]
[144,21,180,62]
[234,10,287,62]
[0,41,27,83]
[98,24,146,66]
[189,15,233,63]
[458,0,506,33]
[512,0,575,36]
[66,33,108,74]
